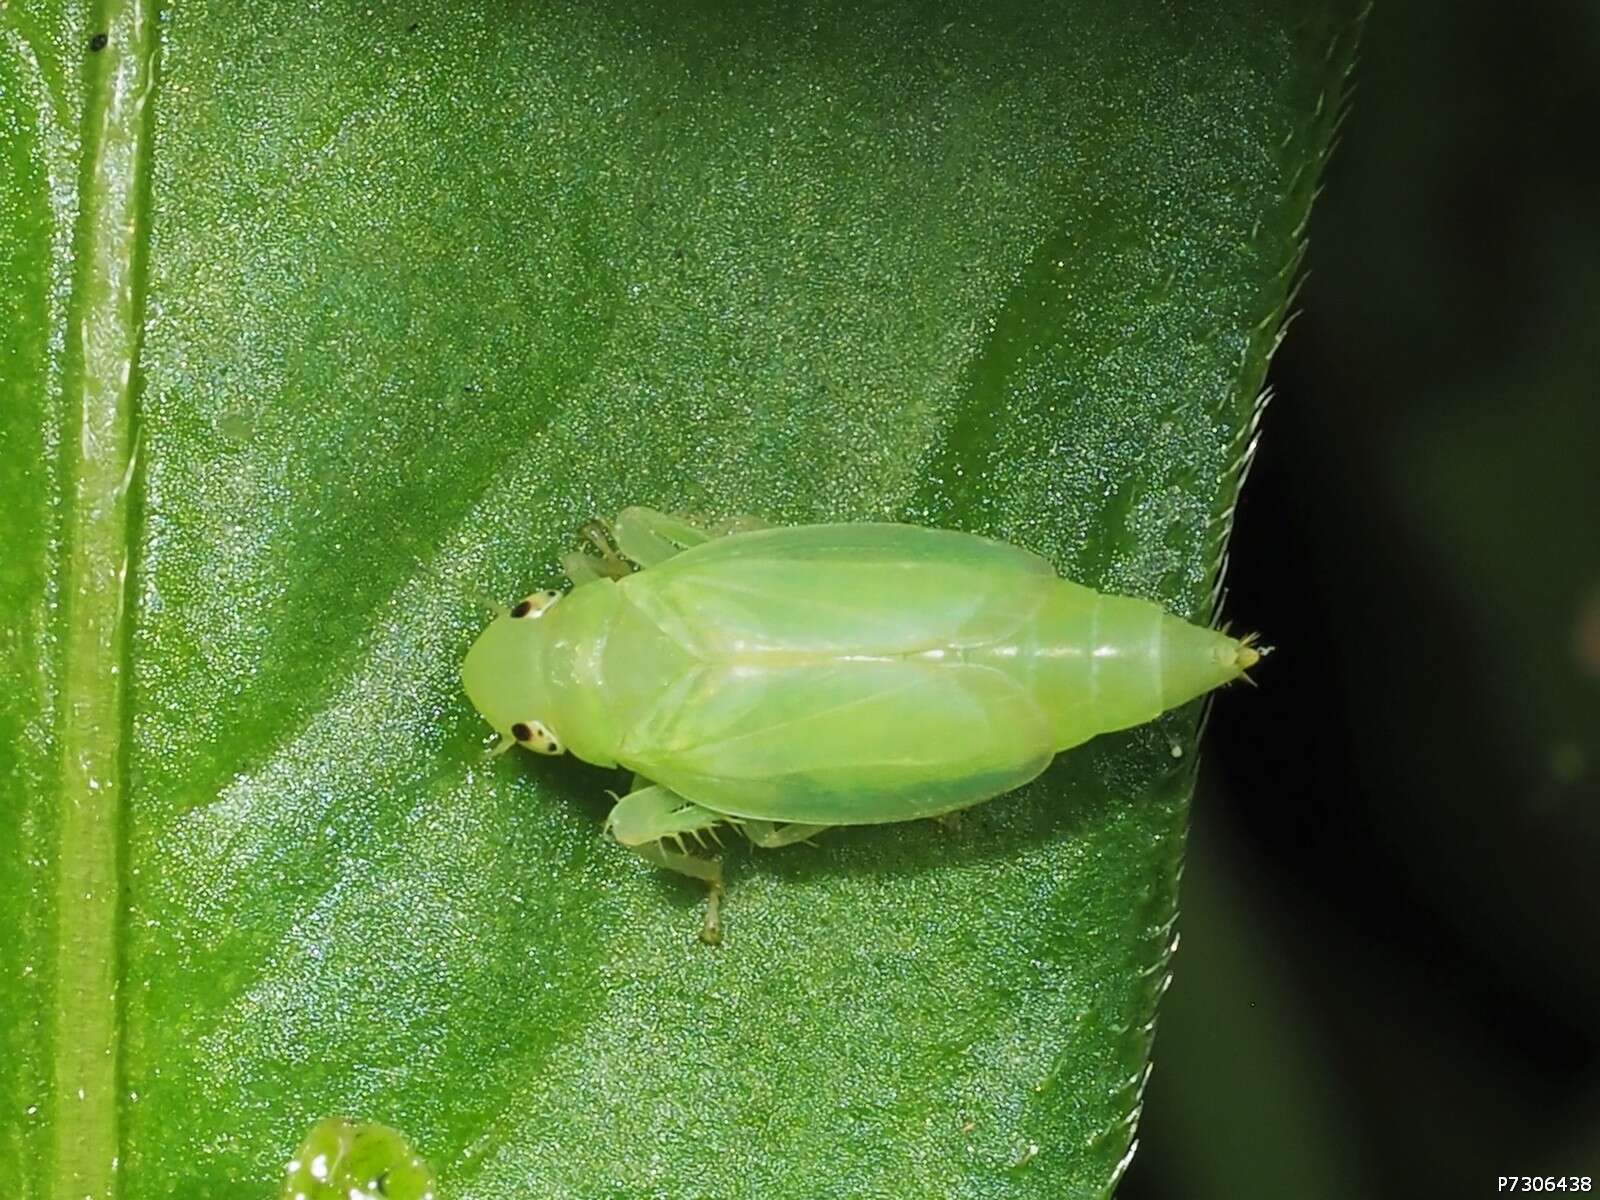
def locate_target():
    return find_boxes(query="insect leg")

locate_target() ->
[611,506,715,567]
[559,513,636,587]
[736,818,831,849]
[603,784,726,885]
[610,506,771,567]
[564,506,733,585]
[561,549,611,588]
[605,783,730,943]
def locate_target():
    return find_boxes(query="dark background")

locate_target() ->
[1124,5,1600,1198]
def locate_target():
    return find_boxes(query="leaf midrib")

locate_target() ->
[50,3,154,1198]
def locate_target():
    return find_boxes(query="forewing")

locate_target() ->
[620,660,1055,824]
[617,523,1056,659]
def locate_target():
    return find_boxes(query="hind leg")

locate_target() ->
[604,783,731,942]
[604,784,727,880]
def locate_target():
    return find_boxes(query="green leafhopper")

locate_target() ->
[463,508,1258,938]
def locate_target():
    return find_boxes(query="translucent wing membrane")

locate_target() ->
[622,659,1054,824]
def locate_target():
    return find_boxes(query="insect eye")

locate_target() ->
[509,590,562,619]
[511,719,563,756]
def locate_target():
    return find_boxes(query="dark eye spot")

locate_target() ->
[89,32,109,51]
[511,722,533,741]
[510,599,533,618]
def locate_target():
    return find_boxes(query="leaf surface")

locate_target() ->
[0,3,1360,1196]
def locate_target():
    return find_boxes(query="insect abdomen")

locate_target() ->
[1015,581,1251,750]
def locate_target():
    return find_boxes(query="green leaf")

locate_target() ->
[1,3,1361,1196]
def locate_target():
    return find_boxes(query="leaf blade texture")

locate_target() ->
[0,3,1362,1196]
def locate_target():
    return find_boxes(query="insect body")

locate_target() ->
[463,508,1258,927]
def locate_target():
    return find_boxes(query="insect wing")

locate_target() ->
[622,659,1054,825]
[622,522,1055,658]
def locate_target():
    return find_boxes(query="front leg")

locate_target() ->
[612,506,771,566]
[604,783,729,942]
[562,519,633,587]
[611,506,715,567]
[566,506,771,586]
[564,510,692,586]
